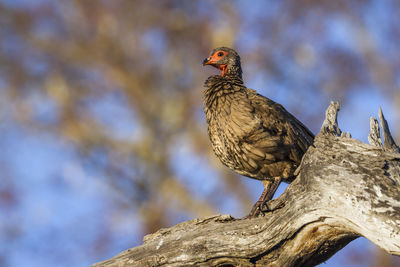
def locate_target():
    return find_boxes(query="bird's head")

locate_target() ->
[203,47,242,79]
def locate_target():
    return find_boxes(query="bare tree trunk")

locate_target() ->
[92,102,400,267]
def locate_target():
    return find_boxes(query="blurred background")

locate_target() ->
[0,0,399,266]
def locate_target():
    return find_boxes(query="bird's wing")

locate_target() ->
[244,89,314,163]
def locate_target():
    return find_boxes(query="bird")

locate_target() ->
[202,47,314,217]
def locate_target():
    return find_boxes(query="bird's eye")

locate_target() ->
[217,52,224,57]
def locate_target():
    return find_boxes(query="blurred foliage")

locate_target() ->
[0,0,399,266]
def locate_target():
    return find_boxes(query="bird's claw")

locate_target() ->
[246,199,272,218]
[260,200,271,213]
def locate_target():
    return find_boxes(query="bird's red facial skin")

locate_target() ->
[210,50,228,62]
[204,50,228,76]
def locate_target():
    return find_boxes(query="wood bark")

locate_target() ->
[93,102,400,267]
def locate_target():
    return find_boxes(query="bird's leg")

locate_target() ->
[247,177,282,218]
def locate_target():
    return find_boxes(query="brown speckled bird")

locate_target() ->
[202,47,314,217]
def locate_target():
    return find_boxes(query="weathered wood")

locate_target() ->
[320,101,342,136]
[378,107,400,153]
[93,102,400,267]
[368,117,382,148]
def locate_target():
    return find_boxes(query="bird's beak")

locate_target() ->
[202,57,212,66]
[203,55,220,66]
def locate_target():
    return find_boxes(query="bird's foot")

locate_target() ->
[246,199,272,218]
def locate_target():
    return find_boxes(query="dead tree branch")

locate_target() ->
[93,102,400,267]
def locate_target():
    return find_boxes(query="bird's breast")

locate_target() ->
[205,92,260,172]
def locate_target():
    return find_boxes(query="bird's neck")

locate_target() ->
[224,64,242,79]
[203,75,245,108]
